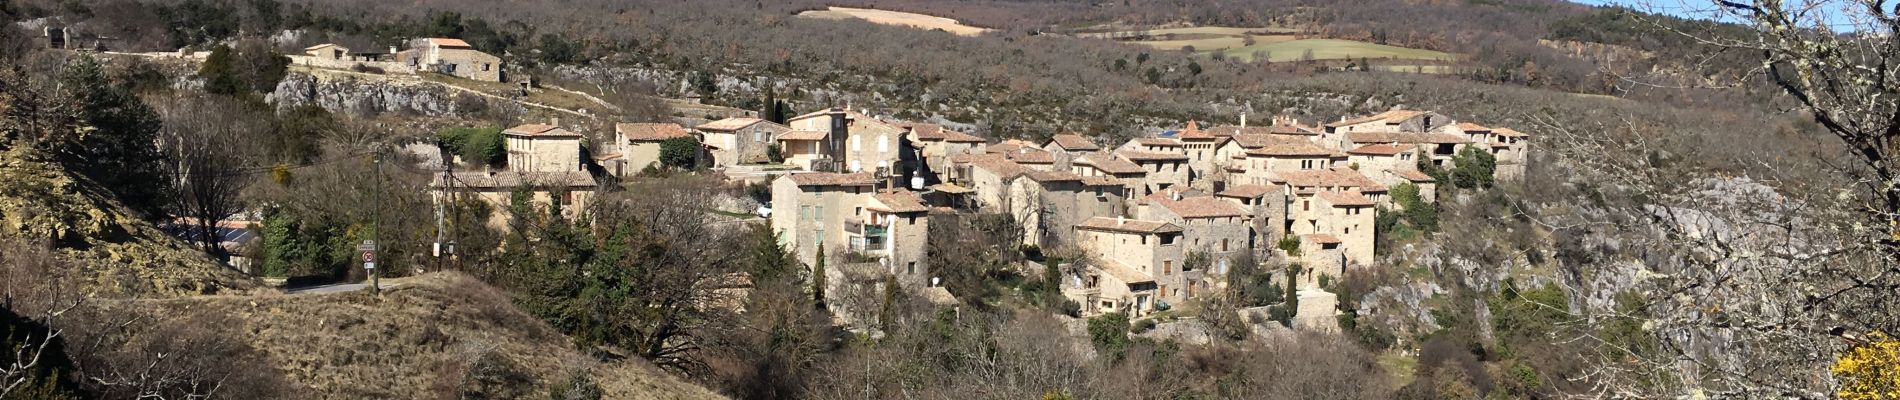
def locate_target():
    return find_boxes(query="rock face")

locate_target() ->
[0,147,259,297]
[268,73,517,117]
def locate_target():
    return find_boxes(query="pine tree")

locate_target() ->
[812,243,827,308]
[63,56,170,218]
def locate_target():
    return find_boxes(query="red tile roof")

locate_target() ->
[1347,144,1414,156]
[1217,184,1276,199]
[1345,132,1468,145]
[1247,141,1341,157]
[777,130,827,141]
[1076,217,1183,234]
[1394,169,1435,182]
[504,124,581,138]
[1304,233,1343,244]
[695,117,765,131]
[1136,138,1182,147]
[1317,191,1376,207]
[1076,155,1146,175]
[426,38,473,48]
[1272,168,1386,191]
[1023,170,1084,183]
[869,189,930,213]
[1006,149,1056,164]
[1119,150,1189,162]
[785,172,877,186]
[1494,127,1529,137]
[1153,195,1248,218]
[1094,259,1156,284]
[1454,122,1491,132]
[617,123,690,141]
[1177,120,1219,140]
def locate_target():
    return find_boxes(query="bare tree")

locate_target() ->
[0,239,84,399]
[154,95,263,262]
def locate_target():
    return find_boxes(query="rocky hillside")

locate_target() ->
[109,272,725,399]
[0,145,259,297]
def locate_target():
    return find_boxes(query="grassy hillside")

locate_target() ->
[108,272,724,399]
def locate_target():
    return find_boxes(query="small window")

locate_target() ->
[907,262,916,274]
[1164,261,1171,274]
[1221,238,1229,252]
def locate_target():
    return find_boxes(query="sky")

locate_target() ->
[1569,0,1859,29]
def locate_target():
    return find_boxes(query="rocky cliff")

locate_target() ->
[268,72,523,118]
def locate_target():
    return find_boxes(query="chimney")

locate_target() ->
[1172,190,1182,202]
[1240,113,1248,129]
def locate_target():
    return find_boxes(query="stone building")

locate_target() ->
[597,123,691,176]
[788,108,907,175]
[1117,151,1190,197]
[1138,193,1252,290]
[430,171,596,230]
[502,123,584,173]
[1042,133,1100,155]
[769,172,879,268]
[399,38,502,82]
[1070,217,1185,316]
[862,189,933,287]
[900,122,987,180]
[1215,184,1287,254]
[695,117,789,167]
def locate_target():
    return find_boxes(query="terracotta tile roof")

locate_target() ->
[943,131,988,143]
[1347,143,1415,156]
[1247,141,1341,157]
[1153,195,1248,218]
[1217,184,1276,199]
[1119,150,1189,162]
[1094,259,1156,285]
[1268,125,1320,135]
[777,130,827,141]
[1325,109,1426,128]
[986,142,1025,154]
[785,172,877,186]
[426,38,473,48]
[695,117,764,131]
[900,122,988,143]
[1345,132,1468,145]
[617,123,690,141]
[787,108,841,122]
[1304,233,1342,244]
[504,124,581,138]
[1006,149,1056,164]
[1317,191,1376,207]
[432,171,595,189]
[930,183,974,194]
[1176,120,1219,140]
[1455,122,1491,132]
[1136,138,1182,147]
[1494,127,1529,137]
[1205,125,1271,137]
[1047,134,1100,151]
[1393,169,1436,182]
[1272,168,1386,191]
[969,158,1026,179]
[1076,217,1183,234]
[1023,170,1084,183]
[305,43,342,51]
[1076,155,1145,175]
[869,189,930,213]
[1228,133,1302,149]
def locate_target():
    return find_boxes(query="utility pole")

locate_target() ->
[434,139,449,274]
[371,149,383,295]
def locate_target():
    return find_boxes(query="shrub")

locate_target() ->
[1060,300,1082,317]
[438,127,505,167]
[1087,312,1132,358]
[1449,146,1496,189]
[659,136,701,169]
[350,63,386,74]
[1277,236,1302,256]
[1132,319,1158,334]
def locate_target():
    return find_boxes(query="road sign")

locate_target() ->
[361,250,375,263]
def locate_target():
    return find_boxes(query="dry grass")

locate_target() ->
[122,272,725,399]
[797,6,994,36]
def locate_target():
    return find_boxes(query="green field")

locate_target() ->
[1210,39,1455,63]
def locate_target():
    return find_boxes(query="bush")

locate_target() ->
[350,63,386,74]
[659,136,700,169]
[1132,318,1158,334]
[1267,304,1294,327]
[1449,146,1497,189]
[1060,300,1082,317]
[1277,236,1302,256]
[439,127,505,167]
[1087,313,1131,358]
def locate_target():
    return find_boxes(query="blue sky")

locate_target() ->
[1568,0,1857,28]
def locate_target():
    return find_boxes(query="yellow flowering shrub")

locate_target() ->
[1834,332,1900,400]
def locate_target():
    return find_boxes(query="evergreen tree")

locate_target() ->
[812,243,827,308]
[63,56,170,218]
[198,45,246,96]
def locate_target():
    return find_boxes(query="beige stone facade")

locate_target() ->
[430,171,596,230]
[1071,217,1185,315]
[503,123,584,173]
[696,118,788,167]
[403,38,502,82]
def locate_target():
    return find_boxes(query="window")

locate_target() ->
[482,63,491,71]
[1303,201,1310,211]
[852,136,861,151]
[877,135,888,152]
[1164,261,1171,274]
[1221,238,1229,252]
[1160,284,1167,294]
[1160,234,1175,245]
[907,262,916,275]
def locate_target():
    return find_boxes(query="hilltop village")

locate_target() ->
[437,105,1530,330]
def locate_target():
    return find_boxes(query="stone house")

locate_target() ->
[1491,128,1531,181]
[1233,141,1347,186]
[769,172,879,268]
[1071,154,1148,196]
[787,108,907,175]
[400,38,502,82]
[1122,138,1185,154]
[1043,133,1100,155]
[775,130,832,171]
[1287,190,1376,266]
[1174,121,1227,184]
[430,171,597,230]
[1295,233,1346,289]
[949,154,1026,211]
[1138,193,1252,285]
[1117,150,1190,197]
[1000,147,1059,172]
[900,123,987,179]
[303,43,350,60]
[862,189,933,287]
[1215,184,1288,254]
[1340,132,1470,168]
[1008,170,1125,250]
[503,123,584,174]
[1070,217,1184,316]
[695,117,788,167]
[597,123,691,176]
[1321,109,1453,138]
